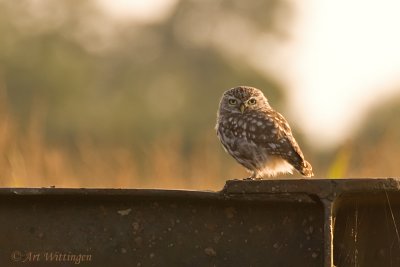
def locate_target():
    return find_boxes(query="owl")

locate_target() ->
[216,86,313,179]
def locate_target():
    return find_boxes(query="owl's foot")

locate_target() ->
[243,171,263,180]
[243,177,263,181]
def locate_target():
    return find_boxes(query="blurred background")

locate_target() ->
[0,0,399,189]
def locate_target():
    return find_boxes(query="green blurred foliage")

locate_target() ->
[0,0,288,147]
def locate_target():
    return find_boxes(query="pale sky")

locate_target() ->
[283,0,400,149]
[98,0,400,149]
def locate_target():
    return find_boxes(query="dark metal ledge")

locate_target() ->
[1,178,399,267]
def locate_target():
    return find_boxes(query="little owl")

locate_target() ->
[216,86,313,179]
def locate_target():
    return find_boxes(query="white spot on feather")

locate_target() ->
[117,208,132,216]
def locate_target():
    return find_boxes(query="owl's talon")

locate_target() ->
[243,177,262,181]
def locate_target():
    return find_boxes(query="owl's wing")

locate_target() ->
[261,110,311,175]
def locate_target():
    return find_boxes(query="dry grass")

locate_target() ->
[347,131,400,178]
[325,129,400,179]
[0,93,247,190]
[1,89,398,190]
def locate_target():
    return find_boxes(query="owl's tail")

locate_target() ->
[300,161,314,177]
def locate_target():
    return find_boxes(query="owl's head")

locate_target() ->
[218,86,270,115]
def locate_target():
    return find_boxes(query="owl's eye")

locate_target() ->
[228,99,237,105]
[248,98,257,105]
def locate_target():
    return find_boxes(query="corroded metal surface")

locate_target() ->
[0,178,399,267]
[333,192,400,266]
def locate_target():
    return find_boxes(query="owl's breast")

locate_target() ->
[217,115,247,147]
[217,114,273,169]
[218,113,276,141]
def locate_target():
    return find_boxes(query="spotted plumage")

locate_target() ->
[216,86,313,179]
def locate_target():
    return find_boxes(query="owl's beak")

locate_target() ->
[240,103,246,113]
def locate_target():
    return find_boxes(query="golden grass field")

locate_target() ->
[0,94,251,190]
[0,89,398,190]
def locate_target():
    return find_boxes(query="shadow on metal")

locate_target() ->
[333,192,400,267]
[0,178,399,267]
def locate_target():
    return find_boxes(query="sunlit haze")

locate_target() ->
[97,0,400,149]
[97,0,178,22]
[284,0,400,148]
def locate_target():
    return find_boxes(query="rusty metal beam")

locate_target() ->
[0,178,399,266]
